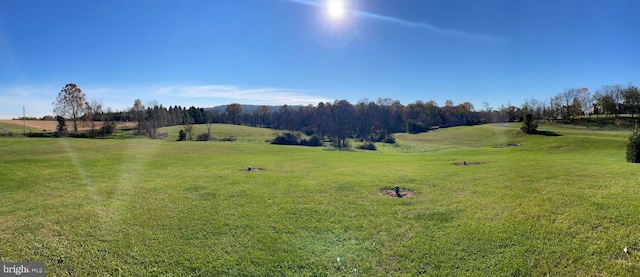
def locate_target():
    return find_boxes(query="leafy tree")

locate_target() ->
[453,102,475,125]
[627,128,640,163]
[622,84,640,117]
[53,83,88,132]
[521,113,538,134]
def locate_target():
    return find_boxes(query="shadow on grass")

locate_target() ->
[535,130,562,137]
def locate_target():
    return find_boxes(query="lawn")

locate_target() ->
[1,124,639,275]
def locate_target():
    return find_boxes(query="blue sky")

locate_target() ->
[1,0,638,118]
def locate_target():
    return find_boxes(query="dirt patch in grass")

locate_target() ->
[453,161,486,166]
[240,167,266,172]
[380,188,415,198]
[39,221,62,240]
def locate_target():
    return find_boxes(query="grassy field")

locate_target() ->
[1,124,640,275]
[0,120,136,134]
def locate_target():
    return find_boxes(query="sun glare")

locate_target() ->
[327,0,346,19]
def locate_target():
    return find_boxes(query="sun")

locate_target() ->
[327,0,346,19]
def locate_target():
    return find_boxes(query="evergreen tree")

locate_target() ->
[626,128,640,163]
[55,116,67,137]
[521,113,538,134]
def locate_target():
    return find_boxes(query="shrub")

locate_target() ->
[357,141,377,150]
[26,132,51,138]
[271,132,301,145]
[406,120,428,134]
[302,128,315,136]
[300,134,323,146]
[196,132,211,141]
[101,121,117,135]
[68,132,89,138]
[271,132,324,147]
[178,130,187,141]
[217,136,236,142]
[626,129,640,163]
[381,134,396,144]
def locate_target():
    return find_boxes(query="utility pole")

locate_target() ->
[23,105,26,134]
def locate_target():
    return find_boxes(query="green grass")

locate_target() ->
[1,124,640,275]
[0,121,27,133]
[162,124,276,143]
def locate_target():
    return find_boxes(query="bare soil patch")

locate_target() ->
[380,188,415,198]
[453,161,486,166]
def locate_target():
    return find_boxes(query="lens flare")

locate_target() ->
[327,0,345,18]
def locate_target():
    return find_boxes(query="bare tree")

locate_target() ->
[329,100,355,149]
[205,110,214,137]
[144,101,166,138]
[576,87,591,118]
[523,98,543,120]
[256,105,271,128]
[550,95,562,120]
[184,115,194,141]
[560,88,578,121]
[591,90,603,118]
[226,103,242,125]
[482,102,492,112]
[86,98,103,136]
[53,83,88,132]
[599,85,623,117]
[131,99,146,134]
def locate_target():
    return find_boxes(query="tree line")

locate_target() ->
[52,82,640,143]
[521,83,640,122]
